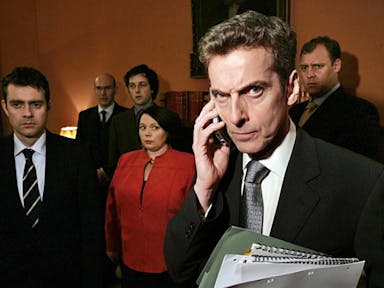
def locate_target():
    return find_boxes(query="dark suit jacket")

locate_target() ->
[164,129,384,287]
[76,102,127,171]
[108,107,142,176]
[289,86,380,159]
[0,131,104,288]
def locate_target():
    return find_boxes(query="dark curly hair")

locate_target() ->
[124,64,159,100]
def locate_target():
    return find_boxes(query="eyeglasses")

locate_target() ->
[128,81,149,90]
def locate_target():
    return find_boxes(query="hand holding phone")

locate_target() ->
[212,116,230,146]
[192,100,231,212]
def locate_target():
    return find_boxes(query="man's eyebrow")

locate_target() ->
[8,100,44,104]
[95,85,113,88]
[211,81,269,94]
[129,81,147,84]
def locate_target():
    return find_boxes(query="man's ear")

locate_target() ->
[287,70,299,106]
[1,99,9,117]
[333,58,342,73]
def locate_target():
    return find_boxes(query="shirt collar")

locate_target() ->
[242,119,296,179]
[311,83,340,106]
[98,102,115,114]
[14,130,47,157]
[134,101,153,116]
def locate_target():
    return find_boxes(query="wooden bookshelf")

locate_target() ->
[164,91,209,123]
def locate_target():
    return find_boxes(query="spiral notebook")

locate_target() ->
[197,226,365,288]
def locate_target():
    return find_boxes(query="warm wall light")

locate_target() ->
[60,126,77,139]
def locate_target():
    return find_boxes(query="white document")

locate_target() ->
[215,254,365,288]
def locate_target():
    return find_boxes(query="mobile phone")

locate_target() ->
[212,116,230,145]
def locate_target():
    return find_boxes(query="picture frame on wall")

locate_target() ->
[190,0,290,78]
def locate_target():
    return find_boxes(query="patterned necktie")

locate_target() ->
[22,149,42,229]
[298,101,318,127]
[240,160,270,233]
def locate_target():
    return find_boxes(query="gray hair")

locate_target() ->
[198,10,296,86]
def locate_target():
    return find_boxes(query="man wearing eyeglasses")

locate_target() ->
[108,64,161,176]
[289,36,380,160]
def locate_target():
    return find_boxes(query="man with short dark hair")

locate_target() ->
[290,36,380,159]
[0,66,104,287]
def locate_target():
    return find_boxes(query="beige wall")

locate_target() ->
[291,0,384,118]
[1,0,384,135]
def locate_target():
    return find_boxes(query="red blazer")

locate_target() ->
[105,147,195,273]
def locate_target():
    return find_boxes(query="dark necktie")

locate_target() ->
[298,101,318,127]
[240,160,270,233]
[100,110,107,125]
[22,149,42,229]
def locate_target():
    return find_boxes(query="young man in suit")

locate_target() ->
[289,36,380,159]
[164,11,384,287]
[76,73,127,287]
[108,64,160,175]
[76,73,127,190]
[0,66,104,288]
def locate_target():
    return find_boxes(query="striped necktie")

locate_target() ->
[298,101,318,127]
[22,149,42,229]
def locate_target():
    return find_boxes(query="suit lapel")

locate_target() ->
[41,132,64,226]
[303,87,343,128]
[224,150,243,225]
[271,129,321,242]
[0,135,34,228]
[93,107,102,130]
[111,103,122,118]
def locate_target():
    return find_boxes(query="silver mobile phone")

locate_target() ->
[212,116,230,145]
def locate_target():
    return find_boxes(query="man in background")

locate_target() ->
[289,36,380,159]
[0,66,104,287]
[76,72,126,287]
[76,73,126,191]
[108,64,160,174]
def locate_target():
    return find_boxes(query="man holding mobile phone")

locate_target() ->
[164,11,384,287]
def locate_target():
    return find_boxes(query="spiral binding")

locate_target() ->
[250,243,359,265]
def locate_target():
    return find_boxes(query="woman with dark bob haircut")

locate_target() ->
[105,105,195,288]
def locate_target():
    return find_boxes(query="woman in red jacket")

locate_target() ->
[105,105,195,287]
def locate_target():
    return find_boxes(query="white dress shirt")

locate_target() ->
[242,120,296,236]
[98,102,115,122]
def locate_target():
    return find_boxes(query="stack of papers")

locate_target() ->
[197,226,365,288]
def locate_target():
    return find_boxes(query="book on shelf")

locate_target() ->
[164,91,188,121]
[198,226,365,288]
[187,91,209,122]
[164,91,209,122]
